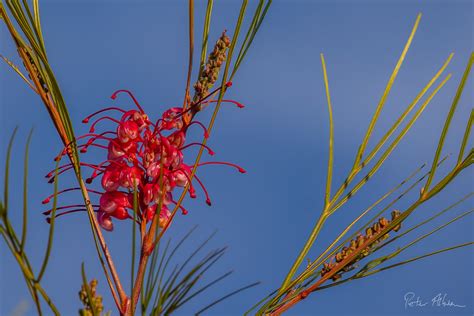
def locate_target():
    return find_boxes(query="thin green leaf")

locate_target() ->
[156,264,180,311]
[457,109,473,164]
[329,74,452,215]
[198,0,214,78]
[162,249,226,313]
[36,151,60,282]
[161,248,225,307]
[321,53,334,207]
[3,127,18,217]
[399,209,473,252]
[0,3,29,48]
[231,0,272,80]
[425,52,473,192]
[355,13,421,167]
[33,0,45,47]
[1,189,34,277]
[20,128,33,252]
[177,270,234,308]
[196,281,260,315]
[230,0,264,77]
[155,226,198,307]
[359,242,473,278]
[426,149,473,199]
[6,1,35,42]
[18,0,46,56]
[163,230,217,295]
[0,54,38,92]
[20,0,39,44]
[359,54,453,174]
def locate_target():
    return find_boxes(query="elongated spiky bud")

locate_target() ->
[192,31,231,109]
[79,279,104,316]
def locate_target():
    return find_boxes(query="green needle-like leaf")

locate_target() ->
[20,128,33,252]
[0,53,38,92]
[457,109,473,164]
[196,281,260,315]
[361,241,474,278]
[198,0,213,79]
[425,52,473,192]
[355,13,421,167]
[3,127,18,217]
[359,54,453,173]
[231,0,272,80]
[329,74,452,215]
[36,150,61,282]
[176,270,234,309]
[320,53,334,208]
[32,0,45,47]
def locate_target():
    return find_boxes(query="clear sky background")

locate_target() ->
[1,1,473,315]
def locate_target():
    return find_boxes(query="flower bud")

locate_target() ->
[100,191,129,213]
[159,206,171,228]
[101,166,121,192]
[117,120,139,143]
[98,211,113,231]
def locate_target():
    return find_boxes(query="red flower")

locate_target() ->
[43,86,245,232]
[99,191,130,213]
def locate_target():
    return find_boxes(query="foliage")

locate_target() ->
[251,14,473,315]
[1,129,60,315]
[1,0,271,315]
[1,2,472,316]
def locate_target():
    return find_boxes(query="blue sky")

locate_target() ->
[1,1,472,315]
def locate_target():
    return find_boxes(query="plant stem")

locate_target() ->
[78,178,127,311]
[128,248,151,315]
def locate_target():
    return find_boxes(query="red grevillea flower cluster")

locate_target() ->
[42,86,245,231]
